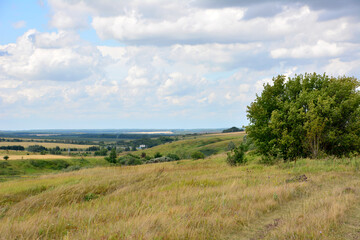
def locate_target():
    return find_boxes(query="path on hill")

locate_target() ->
[226,173,360,240]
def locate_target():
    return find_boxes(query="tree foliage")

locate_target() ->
[226,143,247,166]
[105,148,117,164]
[27,145,47,153]
[246,73,360,160]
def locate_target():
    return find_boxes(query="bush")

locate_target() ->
[191,151,205,160]
[226,143,247,166]
[154,152,162,158]
[3,155,9,161]
[118,154,142,166]
[166,153,180,160]
[30,160,70,170]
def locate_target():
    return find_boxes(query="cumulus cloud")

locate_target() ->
[1,0,360,129]
[0,30,103,81]
[271,40,344,59]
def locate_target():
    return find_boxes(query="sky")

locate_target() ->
[0,0,360,130]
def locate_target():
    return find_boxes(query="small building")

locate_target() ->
[139,144,146,149]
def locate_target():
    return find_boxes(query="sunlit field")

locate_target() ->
[1,152,359,239]
[0,141,96,149]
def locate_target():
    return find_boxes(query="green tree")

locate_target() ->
[105,148,117,164]
[3,155,9,161]
[246,73,360,161]
[94,148,108,156]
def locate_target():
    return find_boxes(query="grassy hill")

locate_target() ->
[0,152,360,239]
[132,132,246,158]
[0,132,360,239]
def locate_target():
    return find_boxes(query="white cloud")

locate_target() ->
[2,0,360,129]
[323,58,360,76]
[125,66,149,87]
[48,0,93,29]
[0,30,102,82]
[271,40,344,58]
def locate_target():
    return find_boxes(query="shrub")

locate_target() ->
[191,151,205,160]
[118,154,142,166]
[154,152,162,158]
[30,160,70,170]
[166,153,180,160]
[226,143,247,166]
[3,155,9,161]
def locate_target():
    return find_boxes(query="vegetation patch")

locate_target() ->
[29,160,70,170]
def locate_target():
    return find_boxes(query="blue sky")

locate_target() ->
[0,0,360,130]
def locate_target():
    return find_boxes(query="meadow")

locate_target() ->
[0,132,359,239]
[132,132,245,158]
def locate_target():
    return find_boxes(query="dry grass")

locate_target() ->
[0,141,96,149]
[0,154,359,239]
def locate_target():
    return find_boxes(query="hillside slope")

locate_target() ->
[0,154,359,239]
[132,132,245,158]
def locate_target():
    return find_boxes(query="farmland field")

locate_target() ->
[0,141,96,149]
[0,154,73,160]
[0,133,359,239]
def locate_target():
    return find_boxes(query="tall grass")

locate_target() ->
[0,154,359,239]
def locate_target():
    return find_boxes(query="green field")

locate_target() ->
[132,132,245,158]
[0,133,359,239]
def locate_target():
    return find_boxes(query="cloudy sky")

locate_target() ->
[1,0,360,130]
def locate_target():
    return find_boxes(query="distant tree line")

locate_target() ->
[222,127,244,133]
[0,145,25,150]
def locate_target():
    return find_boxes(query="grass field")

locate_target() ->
[0,152,359,239]
[0,141,96,149]
[133,132,246,158]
